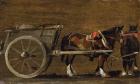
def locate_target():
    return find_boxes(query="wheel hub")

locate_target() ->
[21,52,29,58]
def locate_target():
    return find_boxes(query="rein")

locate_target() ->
[122,52,139,58]
[121,32,140,37]
[106,36,115,40]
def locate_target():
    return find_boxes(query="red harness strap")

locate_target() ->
[122,32,140,39]
[86,32,100,41]
[91,32,99,38]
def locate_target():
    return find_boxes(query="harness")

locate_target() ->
[122,52,139,58]
[121,32,140,39]
[68,30,116,50]
[68,33,87,50]
[86,32,99,41]
[86,30,110,49]
[120,32,140,61]
[98,30,110,49]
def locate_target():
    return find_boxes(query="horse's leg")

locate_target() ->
[95,56,101,76]
[61,55,69,65]
[95,55,103,75]
[98,55,110,77]
[70,55,76,74]
[128,60,134,76]
[66,55,76,77]
[120,60,127,76]
[66,55,73,77]
[134,56,138,70]
[95,65,100,76]
[61,55,73,77]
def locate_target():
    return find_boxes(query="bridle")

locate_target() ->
[98,30,110,49]
[98,29,122,49]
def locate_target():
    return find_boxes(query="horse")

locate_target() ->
[61,26,124,77]
[120,25,139,76]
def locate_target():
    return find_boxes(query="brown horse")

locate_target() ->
[61,26,123,77]
[120,25,139,76]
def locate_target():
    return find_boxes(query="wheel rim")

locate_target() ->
[5,36,47,78]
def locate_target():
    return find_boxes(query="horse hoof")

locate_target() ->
[99,68,110,77]
[102,74,111,78]
[67,65,74,77]
[120,72,127,77]
[68,74,74,77]
[100,72,110,78]
[128,71,134,76]
[67,71,74,77]
[134,66,138,71]
[71,66,77,75]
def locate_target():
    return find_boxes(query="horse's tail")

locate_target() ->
[61,33,72,63]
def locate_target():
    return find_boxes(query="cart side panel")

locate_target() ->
[40,29,59,50]
[2,26,61,51]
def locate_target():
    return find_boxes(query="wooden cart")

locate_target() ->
[0,24,112,78]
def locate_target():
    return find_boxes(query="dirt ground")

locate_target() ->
[1,74,140,84]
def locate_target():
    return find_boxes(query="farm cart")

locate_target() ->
[0,24,112,78]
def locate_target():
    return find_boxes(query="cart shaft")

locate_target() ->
[52,50,113,56]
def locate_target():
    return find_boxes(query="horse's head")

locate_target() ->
[102,25,124,39]
[101,26,124,49]
[117,26,124,33]
[115,25,124,38]
[129,24,138,33]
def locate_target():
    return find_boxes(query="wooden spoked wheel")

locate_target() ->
[5,36,47,78]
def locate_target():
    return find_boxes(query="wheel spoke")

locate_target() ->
[12,60,21,68]
[11,47,21,54]
[32,52,41,56]
[9,58,20,62]
[31,56,42,62]
[27,40,31,51]
[20,60,25,72]
[25,61,32,73]
[30,47,37,54]
[21,40,25,51]
[29,57,40,67]
[31,52,42,59]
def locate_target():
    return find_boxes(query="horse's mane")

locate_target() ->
[101,27,117,36]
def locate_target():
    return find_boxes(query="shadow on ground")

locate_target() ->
[1,71,139,84]
[36,70,140,79]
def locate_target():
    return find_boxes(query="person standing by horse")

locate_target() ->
[120,25,139,76]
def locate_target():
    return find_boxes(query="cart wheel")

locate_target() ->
[5,36,47,78]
